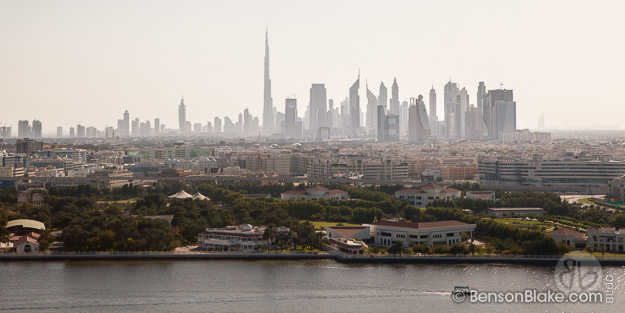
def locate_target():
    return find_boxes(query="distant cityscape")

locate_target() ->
[0,30,550,143]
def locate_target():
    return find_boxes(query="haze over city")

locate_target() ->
[1,0,624,133]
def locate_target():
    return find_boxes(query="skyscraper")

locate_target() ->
[32,120,42,138]
[486,89,514,139]
[365,82,378,133]
[444,81,459,139]
[18,120,29,139]
[263,29,275,134]
[123,110,130,137]
[214,117,222,133]
[377,105,386,141]
[154,118,160,135]
[390,78,399,115]
[379,82,388,109]
[285,98,298,138]
[349,74,360,133]
[178,98,187,133]
[408,95,431,143]
[477,82,487,138]
[429,87,438,136]
[309,84,327,134]
[56,127,62,138]
[244,108,250,135]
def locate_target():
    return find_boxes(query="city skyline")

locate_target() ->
[1,0,624,134]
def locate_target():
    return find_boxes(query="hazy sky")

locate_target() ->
[1,0,624,134]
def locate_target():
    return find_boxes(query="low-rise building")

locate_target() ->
[280,186,348,201]
[198,224,269,251]
[587,227,625,252]
[328,238,368,254]
[364,220,476,247]
[486,207,545,217]
[466,191,496,201]
[547,228,587,250]
[325,226,371,240]
[395,184,461,207]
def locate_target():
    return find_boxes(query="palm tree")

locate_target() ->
[262,227,275,251]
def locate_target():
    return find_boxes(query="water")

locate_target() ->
[1,260,624,312]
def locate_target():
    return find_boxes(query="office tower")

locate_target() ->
[178,98,187,133]
[400,100,408,136]
[185,121,192,134]
[194,123,202,133]
[32,120,42,138]
[263,29,275,134]
[86,126,97,138]
[408,95,431,143]
[486,89,514,139]
[326,99,335,129]
[458,87,469,138]
[18,120,29,139]
[309,84,327,134]
[244,108,250,135]
[365,83,378,134]
[390,78,399,115]
[429,87,438,136]
[0,126,12,138]
[285,98,298,138]
[131,119,139,137]
[477,82,487,138]
[123,110,130,137]
[206,121,212,133]
[69,127,75,138]
[444,81,459,139]
[76,124,86,138]
[224,116,234,132]
[379,82,388,109]
[56,127,62,138]
[377,105,386,141]
[154,118,160,135]
[349,74,360,132]
[105,126,114,138]
[385,114,400,142]
[160,124,166,133]
[214,117,222,133]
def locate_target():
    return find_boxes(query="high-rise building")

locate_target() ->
[263,29,275,134]
[69,127,75,138]
[32,120,42,139]
[131,119,139,137]
[379,82,388,109]
[349,74,360,133]
[285,98,298,138]
[486,89,515,139]
[429,87,438,136]
[309,84,327,134]
[18,120,29,139]
[458,87,469,138]
[400,100,408,136]
[154,118,160,135]
[366,83,378,133]
[244,108,250,135]
[444,81,459,139]
[56,127,63,138]
[0,126,12,138]
[178,98,187,133]
[390,78,399,115]
[76,124,86,138]
[194,123,202,133]
[408,95,431,143]
[377,105,386,141]
[123,110,130,137]
[477,82,487,138]
[214,117,222,133]
[385,114,400,142]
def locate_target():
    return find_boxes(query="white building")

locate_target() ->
[364,220,476,247]
[280,186,348,201]
[487,207,545,217]
[588,227,625,252]
[395,184,461,207]
[547,228,587,249]
[197,224,267,251]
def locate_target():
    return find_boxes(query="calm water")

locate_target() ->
[1,260,624,312]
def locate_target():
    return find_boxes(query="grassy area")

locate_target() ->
[305,221,361,230]
[578,198,594,204]
[494,218,543,226]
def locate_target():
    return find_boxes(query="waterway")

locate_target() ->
[1,260,624,312]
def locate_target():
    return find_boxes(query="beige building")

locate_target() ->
[395,184,461,207]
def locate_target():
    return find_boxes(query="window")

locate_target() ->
[420,235,428,239]
[433,234,442,239]
[447,233,455,237]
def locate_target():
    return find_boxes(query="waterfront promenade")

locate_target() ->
[3,250,625,265]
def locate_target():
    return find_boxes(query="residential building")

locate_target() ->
[587,227,625,252]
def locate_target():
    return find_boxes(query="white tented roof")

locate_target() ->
[193,192,211,201]
[169,190,193,199]
[6,219,46,230]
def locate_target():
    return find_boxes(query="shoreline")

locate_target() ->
[3,251,625,266]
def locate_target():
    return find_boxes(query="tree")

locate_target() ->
[388,241,405,255]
